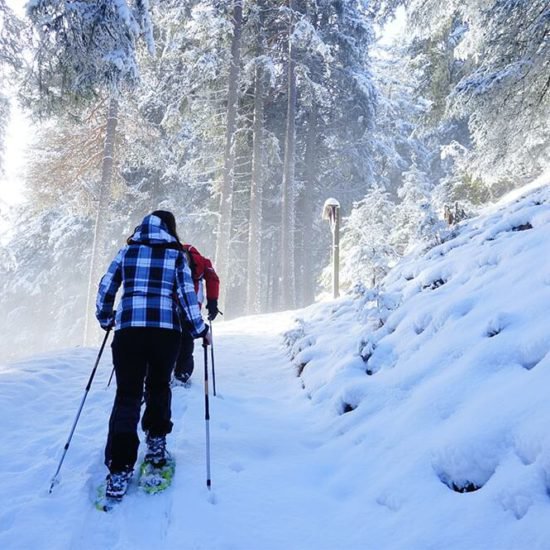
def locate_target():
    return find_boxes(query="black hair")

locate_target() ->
[151,210,182,244]
[151,210,178,237]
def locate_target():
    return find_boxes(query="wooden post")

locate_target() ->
[323,198,340,299]
[332,209,340,299]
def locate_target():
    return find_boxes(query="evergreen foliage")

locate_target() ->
[0,0,23,175]
[337,187,399,291]
[25,0,152,113]
[0,0,548,357]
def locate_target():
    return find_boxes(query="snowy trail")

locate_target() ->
[4,183,550,550]
[154,311,368,550]
[1,312,370,550]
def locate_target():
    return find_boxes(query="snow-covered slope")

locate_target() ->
[288,180,550,549]
[2,181,550,550]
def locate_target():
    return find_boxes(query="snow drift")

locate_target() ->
[287,178,550,548]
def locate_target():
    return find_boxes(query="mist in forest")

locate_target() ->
[0,0,548,360]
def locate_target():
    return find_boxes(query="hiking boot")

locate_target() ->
[145,434,168,467]
[105,468,133,500]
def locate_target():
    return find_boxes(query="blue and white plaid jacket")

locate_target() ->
[96,214,207,337]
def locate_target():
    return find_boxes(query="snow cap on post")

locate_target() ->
[323,198,340,230]
[322,197,340,220]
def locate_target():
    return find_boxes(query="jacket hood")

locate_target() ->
[131,214,178,245]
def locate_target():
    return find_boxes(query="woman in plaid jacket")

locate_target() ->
[96,210,210,499]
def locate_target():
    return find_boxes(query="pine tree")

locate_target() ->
[394,161,440,253]
[450,0,550,183]
[337,186,398,290]
[278,0,379,308]
[0,0,23,175]
[246,0,269,314]
[215,0,244,315]
[0,207,92,361]
[26,0,154,344]
[279,0,299,310]
[384,0,549,187]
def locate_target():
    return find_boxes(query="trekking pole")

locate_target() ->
[208,309,223,396]
[209,321,217,397]
[203,340,212,490]
[106,315,119,388]
[49,327,112,493]
[107,366,115,388]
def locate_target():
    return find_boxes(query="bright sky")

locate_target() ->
[7,0,24,16]
[376,5,407,46]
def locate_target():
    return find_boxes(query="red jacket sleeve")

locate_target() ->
[202,257,220,300]
[184,244,220,300]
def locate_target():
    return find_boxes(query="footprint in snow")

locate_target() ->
[499,491,532,520]
[229,461,244,473]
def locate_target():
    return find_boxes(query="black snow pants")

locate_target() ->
[173,328,195,382]
[105,327,181,472]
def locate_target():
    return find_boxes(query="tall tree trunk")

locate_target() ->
[294,192,305,307]
[246,5,266,315]
[215,0,243,317]
[301,105,317,306]
[280,0,297,310]
[268,234,279,312]
[84,96,118,345]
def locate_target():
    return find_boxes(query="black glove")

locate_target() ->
[206,299,219,321]
[200,325,212,346]
[100,315,115,331]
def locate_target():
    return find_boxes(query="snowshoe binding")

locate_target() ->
[95,468,133,512]
[139,435,175,494]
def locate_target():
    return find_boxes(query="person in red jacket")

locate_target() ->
[173,244,220,385]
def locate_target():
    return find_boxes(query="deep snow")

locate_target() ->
[2,179,550,549]
[287,178,550,549]
[1,313,368,550]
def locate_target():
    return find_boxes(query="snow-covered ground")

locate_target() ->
[288,179,550,549]
[2,180,550,549]
[1,313,361,550]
